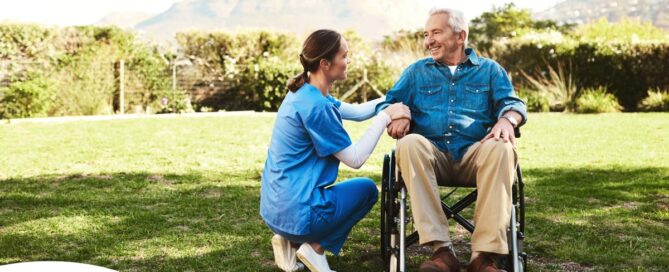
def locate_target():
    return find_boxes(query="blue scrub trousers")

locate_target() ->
[269,177,378,255]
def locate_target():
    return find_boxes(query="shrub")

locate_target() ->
[0,74,56,119]
[516,88,550,112]
[575,87,622,113]
[521,62,578,112]
[638,89,669,112]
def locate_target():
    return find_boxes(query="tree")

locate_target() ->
[469,3,571,51]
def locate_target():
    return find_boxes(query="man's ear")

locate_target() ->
[458,31,467,45]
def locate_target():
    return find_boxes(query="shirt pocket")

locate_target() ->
[464,83,490,110]
[417,84,443,109]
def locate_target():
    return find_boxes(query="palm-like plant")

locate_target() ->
[521,61,578,112]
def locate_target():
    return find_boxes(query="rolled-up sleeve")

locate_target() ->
[375,65,415,114]
[491,63,528,127]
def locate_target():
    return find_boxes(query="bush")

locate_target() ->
[490,18,669,111]
[517,88,550,112]
[638,89,669,111]
[0,74,55,119]
[520,62,578,112]
[575,87,622,113]
[176,30,400,111]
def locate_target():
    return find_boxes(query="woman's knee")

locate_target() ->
[345,177,378,205]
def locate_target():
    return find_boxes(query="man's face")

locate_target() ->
[423,13,465,63]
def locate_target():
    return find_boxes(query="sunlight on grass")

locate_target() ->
[1,112,668,271]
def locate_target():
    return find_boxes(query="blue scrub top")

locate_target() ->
[260,83,352,235]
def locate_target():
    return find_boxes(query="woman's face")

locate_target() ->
[323,38,350,81]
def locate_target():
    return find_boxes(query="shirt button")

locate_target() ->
[449,111,453,114]
[451,83,455,86]
[450,99,454,103]
[449,125,453,129]
[447,141,451,144]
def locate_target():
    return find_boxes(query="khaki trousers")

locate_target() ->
[395,134,517,254]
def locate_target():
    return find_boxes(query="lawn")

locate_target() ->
[1,113,668,271]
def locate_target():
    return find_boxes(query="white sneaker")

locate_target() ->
[272,234,305,272]
[296,243,336,272]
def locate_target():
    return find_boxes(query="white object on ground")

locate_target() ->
[0,261,117,272]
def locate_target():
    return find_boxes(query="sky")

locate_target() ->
[0,0,562,26]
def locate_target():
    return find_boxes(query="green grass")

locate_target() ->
[1,113,668,271]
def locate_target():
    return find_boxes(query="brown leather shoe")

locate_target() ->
[467,253,506,272]
[419,246,461,272]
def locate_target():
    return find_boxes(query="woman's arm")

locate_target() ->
[339,96,385,122]
[334,111,390,169]
[334,103,411,169]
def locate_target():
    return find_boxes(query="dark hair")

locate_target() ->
[287,29,342,92]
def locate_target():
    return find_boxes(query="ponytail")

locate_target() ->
[287,54,310,92]
[287,70,308,92]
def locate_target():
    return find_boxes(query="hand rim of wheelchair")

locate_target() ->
[380,150,527,272]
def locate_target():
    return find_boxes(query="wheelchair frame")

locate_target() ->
[380,149,527,272]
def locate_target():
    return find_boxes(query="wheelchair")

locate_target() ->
[380,137,527,272]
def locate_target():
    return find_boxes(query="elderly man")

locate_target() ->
[376,7,528,272]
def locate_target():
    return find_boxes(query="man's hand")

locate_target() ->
[382,102,411,120]
[387,118,410,139]
[480,118,516,147]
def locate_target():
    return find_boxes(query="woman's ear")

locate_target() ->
[320,59,330,71]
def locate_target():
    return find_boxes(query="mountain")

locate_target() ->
[132,0,430,43]
[96,12,155,29]
[535,0,669,30]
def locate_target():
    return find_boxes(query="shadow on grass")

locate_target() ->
[1,166,668,271]
[523,166,669,271]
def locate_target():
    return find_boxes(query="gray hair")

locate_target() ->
[428,7,469,47]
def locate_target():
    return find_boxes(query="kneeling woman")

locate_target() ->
[260,29,410,272]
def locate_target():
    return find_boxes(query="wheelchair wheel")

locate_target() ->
[380,151,419,272]
[501,166,527,272]
[380,153,400,272]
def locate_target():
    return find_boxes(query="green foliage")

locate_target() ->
[469,3,571,51]
[331,30,398,102]
[0,23,173,117]
[574,18,669,43]
[517,88,550,112]
[0,73,56,119]
[521,62,578,112]
[575,87,622,113]
[638,89,669,112]
[156,91,194,114]
[493,40,669,111]
[176,30,301,111]
[176,30,399,110]
[0,23,53,60]
[380,28,426,57]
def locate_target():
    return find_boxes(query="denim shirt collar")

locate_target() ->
[426,48,480,66]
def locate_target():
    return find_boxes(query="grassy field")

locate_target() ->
[1,113,668,271]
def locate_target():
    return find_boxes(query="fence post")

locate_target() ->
[172,62,177,95]
[119,60,125,114]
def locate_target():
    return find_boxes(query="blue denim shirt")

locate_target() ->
[376,48,527,161]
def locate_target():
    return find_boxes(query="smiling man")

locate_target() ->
[375,7,528,272]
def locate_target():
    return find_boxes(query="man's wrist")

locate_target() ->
[500,115,518,128]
